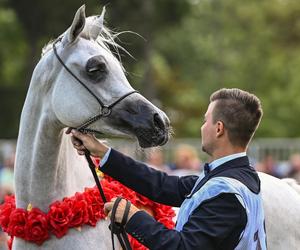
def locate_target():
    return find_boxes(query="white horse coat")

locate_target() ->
[13,5,170,250]
[11,4,300,250]
[259,173,300,249]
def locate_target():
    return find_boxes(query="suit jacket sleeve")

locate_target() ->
[100,149,198,207]
[125,193,247,250]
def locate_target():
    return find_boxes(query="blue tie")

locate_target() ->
[204,163,210,176]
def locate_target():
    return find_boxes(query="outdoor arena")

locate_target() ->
[2,137,300,166]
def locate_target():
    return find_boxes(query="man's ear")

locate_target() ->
[216,121,225,137]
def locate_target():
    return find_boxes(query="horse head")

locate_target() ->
[46,5,170,148]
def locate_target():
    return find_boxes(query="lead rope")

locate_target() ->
[84,150,132,250]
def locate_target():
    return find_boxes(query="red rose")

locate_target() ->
[83,188,104,226]
[68,194,89,228]
[47,201,72,238]
[62,196,75,208]
[26,208,49,245]
[7,208,27,238]
[0,196,16,231]
[135,194,154,207]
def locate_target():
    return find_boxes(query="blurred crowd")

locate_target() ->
[1,143,300,202]
[1,144,300,248]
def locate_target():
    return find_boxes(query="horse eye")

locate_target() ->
[86,56,107,81]
[86,62,106,74]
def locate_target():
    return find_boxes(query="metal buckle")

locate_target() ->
[101,106,111,116]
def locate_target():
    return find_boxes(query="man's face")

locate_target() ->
[201,101,217,155]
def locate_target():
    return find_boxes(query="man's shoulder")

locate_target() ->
[209,157,260,194]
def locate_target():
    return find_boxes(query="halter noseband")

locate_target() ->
[52,38,138,133]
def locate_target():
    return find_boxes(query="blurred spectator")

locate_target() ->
[168,144,202,176]
[146,148,170,173]
[255,154,282,178]
[286,153,300,183]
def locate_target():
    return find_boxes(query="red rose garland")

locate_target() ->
[0,176,175,250]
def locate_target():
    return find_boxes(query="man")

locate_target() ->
[70,88,267,250]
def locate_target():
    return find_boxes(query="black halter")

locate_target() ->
[52,38,138,133]
[52,39,133,250]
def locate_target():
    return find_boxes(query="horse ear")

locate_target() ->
[62,5,86,46]
[89,6,106,40]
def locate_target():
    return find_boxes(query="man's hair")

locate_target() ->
[210,88,263,147]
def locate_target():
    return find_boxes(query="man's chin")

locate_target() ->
[202,145,212,156]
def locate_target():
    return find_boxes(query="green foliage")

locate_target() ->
[0,7,27,86]
[152,0,300,137]
[2,0,300,138]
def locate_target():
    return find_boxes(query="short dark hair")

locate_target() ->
[210,88,263,147]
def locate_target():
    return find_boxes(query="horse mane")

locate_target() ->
[41,20,135,72]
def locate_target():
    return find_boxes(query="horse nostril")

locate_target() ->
[153,113,165,131]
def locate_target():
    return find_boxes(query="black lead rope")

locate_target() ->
[84,151,132,250]
[84,151,107,203]
[109,197,132,250]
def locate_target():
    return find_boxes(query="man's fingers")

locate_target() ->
[71,136,83,147]
[77,150,86,155]
[74,144,85,151]
[71,129,87,141]
[104,201,113,215]
[104,198,118,215]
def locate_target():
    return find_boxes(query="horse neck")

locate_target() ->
[14,56,92,212]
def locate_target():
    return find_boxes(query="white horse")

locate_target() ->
[13,5,170,250]
[258,173,300,249]
[11,4,300,250]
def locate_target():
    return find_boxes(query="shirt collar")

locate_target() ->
[209,152,247,171]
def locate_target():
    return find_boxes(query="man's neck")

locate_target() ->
[211,146,246,162]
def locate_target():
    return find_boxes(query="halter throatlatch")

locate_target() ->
[53,39,134,250]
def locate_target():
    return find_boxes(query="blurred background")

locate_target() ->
[1,0,300,246]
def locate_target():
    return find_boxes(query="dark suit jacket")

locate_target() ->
[101,149,261,250]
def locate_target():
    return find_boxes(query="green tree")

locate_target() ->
[152,0,300,137]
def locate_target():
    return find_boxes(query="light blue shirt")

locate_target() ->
[209,152,247,171]
[100,147,112,167]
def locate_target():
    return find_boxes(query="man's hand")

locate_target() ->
[104,198,140,224]
[66,129,109,158]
